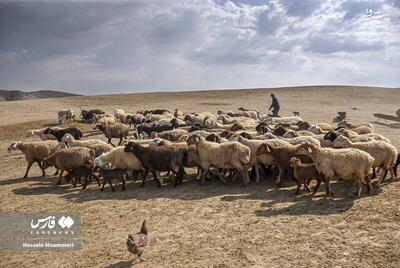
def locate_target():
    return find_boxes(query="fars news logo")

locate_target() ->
[30,215,75,235]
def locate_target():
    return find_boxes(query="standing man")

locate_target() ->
[269,93,280,117]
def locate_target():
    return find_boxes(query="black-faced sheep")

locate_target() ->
[124,142,185,187]
[44,127,83,142]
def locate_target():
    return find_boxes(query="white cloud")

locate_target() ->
[0,0,398,94]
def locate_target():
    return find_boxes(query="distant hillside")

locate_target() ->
[0,89,80,101]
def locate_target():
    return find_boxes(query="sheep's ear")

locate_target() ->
[307,147,312,153]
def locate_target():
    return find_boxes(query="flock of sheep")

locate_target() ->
[8,107,400,198]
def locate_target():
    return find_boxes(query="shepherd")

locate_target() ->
[269,93,280,117]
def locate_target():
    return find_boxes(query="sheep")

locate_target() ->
[124,142,186,187]
[332,135,398,184]
[256,143,313,187]
[234,136,289,182]
[294,142,374,197]
[186,135,250,186]
[94,146,144,177]
[126,114,145,127]
[337,121,374,134]
[137,120,179,137]
[44,127,83,142]
[62,133,113,157]
[95,123,130,146]
[95,114,117,125]
[27,128,57,141]
[42,147,96,184]
[261,115,303,125]
[7,140,60,178]
[93,166,128,191]
[80,109,105,123]
[238,107,260,119]
[184,114,206,125]
[324,130,391,144]
[57,109,74,124]
[282,136,321,148]
[282,129,315,138]
[289,157,326,195]
[145,113,174,122]
[113,109,128,123]
[150,128,189,141]
[140,109,170,115]
[65,164,99,189]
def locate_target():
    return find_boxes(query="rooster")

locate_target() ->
[127,220,148,260]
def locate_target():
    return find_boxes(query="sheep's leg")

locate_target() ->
[109,179,115,192]
[295,180,301,195]
[57,171,64,185]
[324,178,333,198]
[372,168,376,179]
[23,162,34,178]
[141,170,149,187]
[303,180,312,192]
[53,170,59,176]
[388,166,396,180]
[276,166,284,187]
[101,178,106,191]
[118,138,123,146]
[255,163,260,183]
[195,168,202,181]
[377,167,387,185]
[151,170,162,187]
[200,169,208,185]
[121,174,126,191]
[312,178,322,195]
[365,175,372,194]
[214,169,227,184]
[36,161,46,176]
[354,179,362,197]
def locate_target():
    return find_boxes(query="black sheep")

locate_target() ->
[137,119,179,137]
[124,142,184,187]
[44,127,83,141]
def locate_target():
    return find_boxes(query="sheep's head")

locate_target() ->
[231,122,244,132]
[205,133,221,143]
[323,131,337,142]
[124,142,140,153]
[331,135,351,148]
[41,158,52,170]
[289,157,300,167]
[239,132,252,139]
[297,121,311,130]
[295,142,315,155]
[94,124,104,131]
[282,130,298,138]
[61,133,73,142]
[7,142,21,151]
[186,134,202,145]
[256,143,272,155]
[273,126,287,136]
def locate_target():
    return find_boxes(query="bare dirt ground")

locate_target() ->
[0,86,399,268]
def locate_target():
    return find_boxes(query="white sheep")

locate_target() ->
[27,128,57,141]
[62,133,113,157]
[295,142,374,197]
[332,135,398,184]
[186,135,251,186]
[7,140,60,178]
[95,146,144,172]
